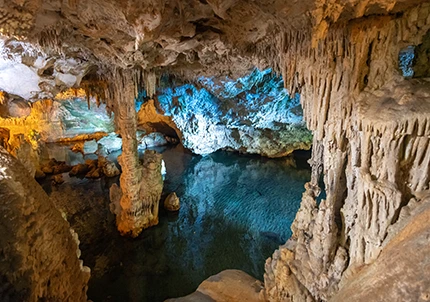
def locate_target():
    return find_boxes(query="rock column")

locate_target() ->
[109,70,163,237]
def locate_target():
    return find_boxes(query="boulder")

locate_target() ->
[41,158,71,175]
[97,133,122,153]
[166,270,264,302]
[69,163,89,176]
[52,174,64,185]
[164,192,180,211]
[98,156,120,178]
[83,140,98,154]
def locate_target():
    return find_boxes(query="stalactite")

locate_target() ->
[265,3,430,301]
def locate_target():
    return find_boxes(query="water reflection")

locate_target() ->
[44,145,310,302]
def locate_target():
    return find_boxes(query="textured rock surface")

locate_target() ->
[164,192,180,211]
[137,99,181,139]
[0,146,90,301]
[1,0,424,79]
[166,270,265,302]
[331,196,430,302]
[156,69,312,157]
[109,71,164,237]
[0,0,430,300]
[110,149,164,236]
[265,4,430,302]
[0,39,90,100]
[0,95,114,144]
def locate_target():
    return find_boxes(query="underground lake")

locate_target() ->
[38,144,311,302]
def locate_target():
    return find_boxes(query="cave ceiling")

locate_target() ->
[0,0,428,97]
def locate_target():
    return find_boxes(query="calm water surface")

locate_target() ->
[42,145,311,302]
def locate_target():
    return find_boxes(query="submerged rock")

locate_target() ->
[164,192,180,211]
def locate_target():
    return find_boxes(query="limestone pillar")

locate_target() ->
[109,70,163,237]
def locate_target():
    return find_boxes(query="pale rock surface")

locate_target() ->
[331,196,430,302]
[83,139,98,154]
[138,131,169,149]
[0,39,90,100]
[265,4,430,302]
[97,133,123,153]
[166,270,265,302]
[156,69,312,157]
[164,192,180,211]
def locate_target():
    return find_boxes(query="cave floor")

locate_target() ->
[38,145,311,302]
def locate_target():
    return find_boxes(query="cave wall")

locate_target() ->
[153,69,312,157]
[265,4,430,301]
[0,93,114,143]
[0,146,90,301]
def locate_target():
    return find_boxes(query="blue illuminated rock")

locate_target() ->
[83,140,98,154]
[98,133,123,153]
[155,68,312,157]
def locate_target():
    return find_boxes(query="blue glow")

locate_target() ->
[399,46,415,77]
[60,98,114,136]
[154,68,311,155]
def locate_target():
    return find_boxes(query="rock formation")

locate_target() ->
[265,4,430,302]
[154,69,312,157]
[164,192,180,211]
[0,0,429,300]
[166,270,264,302]
[0,146,90,301]
[107,70,164,237]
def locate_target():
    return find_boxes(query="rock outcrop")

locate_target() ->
[331,195,430,302]
[0,146,90,301]
[265,4,430,302]
[155,69,312,157]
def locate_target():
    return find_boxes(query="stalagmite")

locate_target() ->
[109,69,163,237]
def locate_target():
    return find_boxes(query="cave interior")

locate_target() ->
[0,0,430,302]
